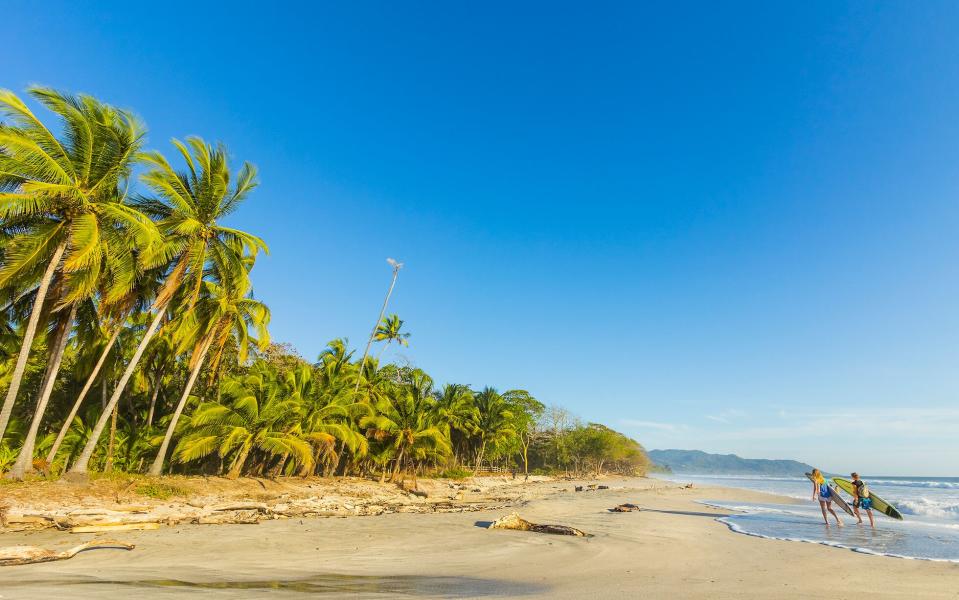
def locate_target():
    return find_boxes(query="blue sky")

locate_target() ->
[4,2,959,475]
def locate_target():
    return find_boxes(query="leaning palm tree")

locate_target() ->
[149,271,270,475]
[70,137,266,474]
[0,87,153,452]
[374,314,410,360]
[354,259,402,394]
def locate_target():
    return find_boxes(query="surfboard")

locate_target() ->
[804,472,854,516]
[833,477,904,520]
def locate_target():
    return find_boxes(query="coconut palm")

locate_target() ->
[286,363,367,476]
[149,271,270,475]
[471,387,516,475]
[174,362,311,478]
[354,259,402,393]
[374,314,410,361]
[71,137,266,474]
[360,368,450,481]
[0,87,153,445]
[433,383,477,465]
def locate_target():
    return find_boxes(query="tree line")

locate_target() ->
[0,86,649,481]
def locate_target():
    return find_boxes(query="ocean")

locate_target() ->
[654,473,959,562]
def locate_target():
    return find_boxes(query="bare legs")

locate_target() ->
[819,500,843,526]
[854,505,875,528]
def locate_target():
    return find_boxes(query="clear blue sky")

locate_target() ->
[4,2,959,475]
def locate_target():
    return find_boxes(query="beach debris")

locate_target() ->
[488,513,592,537]
[597,485,609,490]
[574,486,584,492]
[0,540,134,566]
[70,522,161,534]
[206,502,271,513]
[609,503,641,513]
[195,510,261,525]
[683,484,694,489]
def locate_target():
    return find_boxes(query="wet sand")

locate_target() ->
[2,477,957,598]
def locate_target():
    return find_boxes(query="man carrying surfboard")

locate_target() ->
[810,468,843,527]
[850,472,875,528]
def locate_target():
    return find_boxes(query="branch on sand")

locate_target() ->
[0,540,134,566]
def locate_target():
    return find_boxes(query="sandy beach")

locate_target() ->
[2,477,957,598]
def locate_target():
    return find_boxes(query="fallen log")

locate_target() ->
[205,502,270,513]
[1,540,135,566]
[608,503,641,512]
[488,513,591,537]
[69,523,160,534]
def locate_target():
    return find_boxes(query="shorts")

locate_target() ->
[818,495,832,503]
[856,497,873,510]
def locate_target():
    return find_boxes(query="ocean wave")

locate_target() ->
[898,498,959,520]
[865,479,959,489]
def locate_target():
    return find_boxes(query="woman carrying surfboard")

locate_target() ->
[810,468,844,527]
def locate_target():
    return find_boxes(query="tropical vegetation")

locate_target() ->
[0,86,649,482]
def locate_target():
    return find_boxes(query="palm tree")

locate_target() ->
[287,363,367,476]
[149,272,270,475]
[360,368,450,481]
[471,387,516,475]
[433,383,476,465]
[354,259,402,394]
[175,362,311,478]
[70,137,266,474]
[0,87,152,445]
[4,302,77,478]
[374,314,410,361]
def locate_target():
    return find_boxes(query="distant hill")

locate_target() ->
[648,449,813,476]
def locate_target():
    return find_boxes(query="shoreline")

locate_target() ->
[2,476,957,598]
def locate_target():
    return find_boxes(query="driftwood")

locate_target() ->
[195,510,261,525]
[206,502,270,513]
[0,540,134,566]
[70,523,160,534]
[488,513,591,537]
[609,503,641,513]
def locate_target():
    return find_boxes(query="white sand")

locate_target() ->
[2,477,957,598]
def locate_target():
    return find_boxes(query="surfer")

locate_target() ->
[810,468,843,526]
[850,472,875,528]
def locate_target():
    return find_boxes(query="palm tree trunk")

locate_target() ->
[46,325,122,464]
[148,336,213,476]
[473,438,487,476]
[105,406,118,472]
[6,303,77,480]
[227,441,253,479]
[389,446,406,482]
[146,375,163,428]
[354,265,401,394]
[70,305,168,475]
[375,340,392,361]
[0,241,67,442]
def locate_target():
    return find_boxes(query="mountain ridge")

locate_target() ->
[648,449,814,476]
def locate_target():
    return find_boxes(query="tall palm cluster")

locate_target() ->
[0,87,267,479]
[0,86,649,482]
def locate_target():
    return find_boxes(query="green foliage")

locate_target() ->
[435,467,473,480]
[135,481,186,499]
[0,85,650,482]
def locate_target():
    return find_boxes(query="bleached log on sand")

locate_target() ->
[0,540,134,566]
[488,512,592,537]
